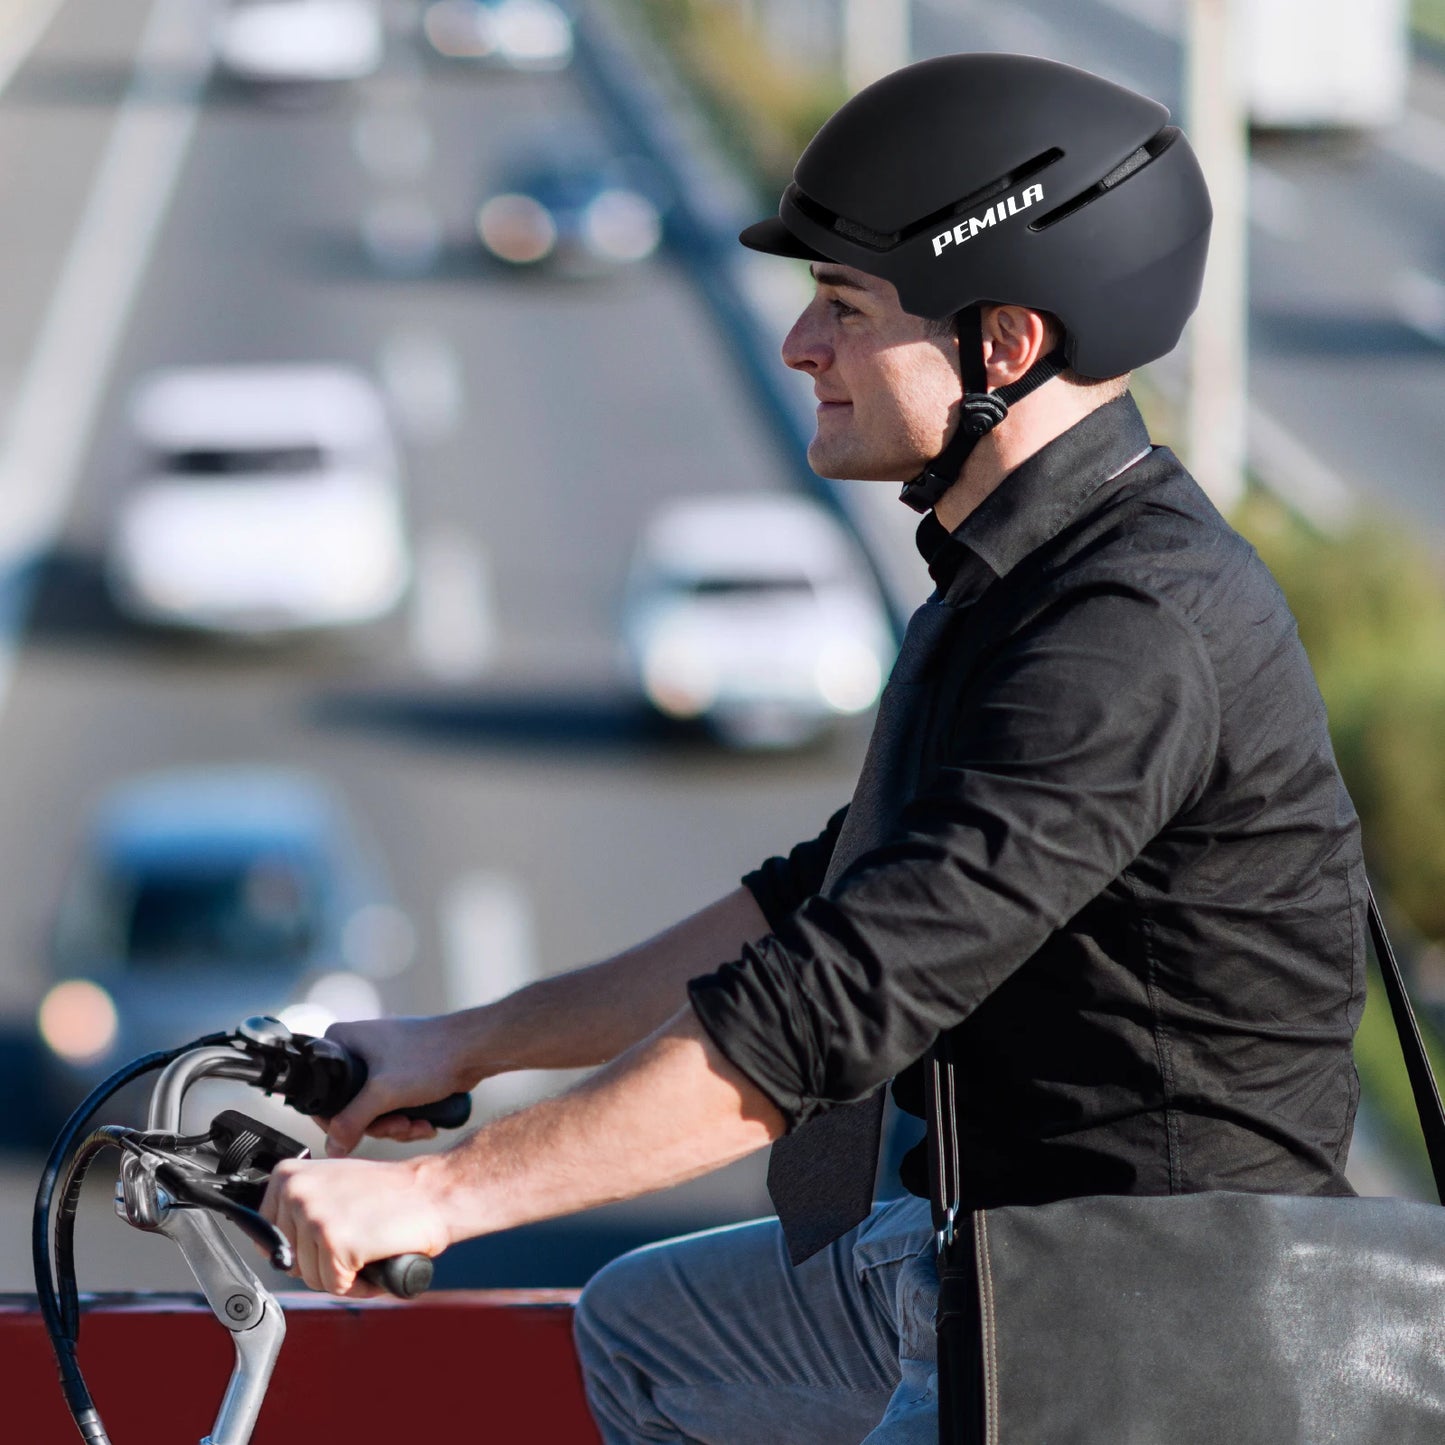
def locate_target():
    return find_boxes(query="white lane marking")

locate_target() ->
[1383,109,1445,187]
[351,106,434,181]
[441,871,536,1010]
[1392,267,1445,349]
[1248,160,1302,240]
[0,0,213,708]
[441,871,558,1114]
[0,0,68,96]
[408,525,496,682]
[378,327,462,443]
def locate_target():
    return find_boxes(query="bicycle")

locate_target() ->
[33,1015,473,1445]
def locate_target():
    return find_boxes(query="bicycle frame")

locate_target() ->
[116,1045,282,1445]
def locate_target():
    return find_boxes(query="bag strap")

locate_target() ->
[1367,880,1445,1201]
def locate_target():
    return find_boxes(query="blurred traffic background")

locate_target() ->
[0,0,1442,1292]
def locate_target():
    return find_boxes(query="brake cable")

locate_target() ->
[32,1033,233,1441]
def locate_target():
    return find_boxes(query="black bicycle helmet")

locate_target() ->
[742,53,1212,510]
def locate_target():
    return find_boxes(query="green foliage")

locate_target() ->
[1415,0,1445,47]
[620,0,845,200]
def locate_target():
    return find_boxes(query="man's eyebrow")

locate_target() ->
[810,264,873,293]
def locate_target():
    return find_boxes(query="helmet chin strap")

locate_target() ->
[898,306,1069,515]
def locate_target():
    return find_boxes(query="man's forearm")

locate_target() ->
[454,885,771,1077]
[421,1006,785,1243]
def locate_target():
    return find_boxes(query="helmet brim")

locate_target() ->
[738,216,826,261]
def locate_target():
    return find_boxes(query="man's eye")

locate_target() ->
[829,298,860,319]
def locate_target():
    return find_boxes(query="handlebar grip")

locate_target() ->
[358,1253,433,1299]
[295,1038,472,1130]
[397,1093,471,1129]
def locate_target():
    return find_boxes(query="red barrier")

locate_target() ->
[2,1290,602,1443]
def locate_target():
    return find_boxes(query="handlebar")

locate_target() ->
[40,1017,475,1444]
[227,1024,474,1298]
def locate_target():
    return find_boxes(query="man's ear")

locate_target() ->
[981,305,1052,387]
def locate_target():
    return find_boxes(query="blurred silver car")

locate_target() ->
[622,493,895,749]
[107,364,411,636]
[213,0,385,85]
[36,766,415,1124]
[422,0,573,70]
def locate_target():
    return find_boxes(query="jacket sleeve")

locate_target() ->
[689,584,1219,1128]
[741,804,849,932]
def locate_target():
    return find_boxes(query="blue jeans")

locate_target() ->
[573,1195,939,1444]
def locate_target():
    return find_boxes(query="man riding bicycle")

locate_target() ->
[262,54,1365,1445]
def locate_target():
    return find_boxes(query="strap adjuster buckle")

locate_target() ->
[935,1202,959,1256]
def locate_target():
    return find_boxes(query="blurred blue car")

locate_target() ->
[476,135,665,276]
[35,766,415,1127]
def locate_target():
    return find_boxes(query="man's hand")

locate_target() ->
[318,1016,480,1158]
[265,1007,783,1300]
[261,1154,453,1297]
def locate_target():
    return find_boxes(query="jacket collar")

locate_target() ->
[915,393,1153,603]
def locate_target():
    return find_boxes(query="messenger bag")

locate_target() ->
[929,880,1445,1444]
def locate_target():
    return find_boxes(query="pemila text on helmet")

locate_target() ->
[932,184,1045,258]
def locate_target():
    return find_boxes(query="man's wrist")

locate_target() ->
[442,1002,509,1088]
[411,1147,487,1250]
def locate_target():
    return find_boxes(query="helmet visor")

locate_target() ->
[738,216,826,261]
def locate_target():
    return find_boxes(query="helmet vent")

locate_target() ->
[918,147,1064,236]
[787,147,1063,254]
[1028,126,1179,232]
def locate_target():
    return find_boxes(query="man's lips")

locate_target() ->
[815,397,852,412]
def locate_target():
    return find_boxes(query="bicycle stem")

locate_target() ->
[117,1045,287,1445]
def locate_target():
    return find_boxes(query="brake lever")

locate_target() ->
[155,1162,294,1271]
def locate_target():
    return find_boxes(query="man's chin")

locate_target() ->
[806,440,911,483]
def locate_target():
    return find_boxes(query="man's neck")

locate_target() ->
[931,382,1114,534]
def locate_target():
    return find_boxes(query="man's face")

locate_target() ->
[782,263,960,482]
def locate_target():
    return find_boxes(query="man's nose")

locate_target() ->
[782,307,831,374]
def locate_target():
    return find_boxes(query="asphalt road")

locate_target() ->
[915,0,1445,534]
[0,0,878,1290]
[4,0,1434,1300]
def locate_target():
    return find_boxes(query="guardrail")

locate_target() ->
[1,1290,600,1441]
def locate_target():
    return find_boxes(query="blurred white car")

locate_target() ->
[107,364,411,636]
[36,766,416,1128]
[422,0,573,70]
[214,0,385,85]
[622,493,895,749]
